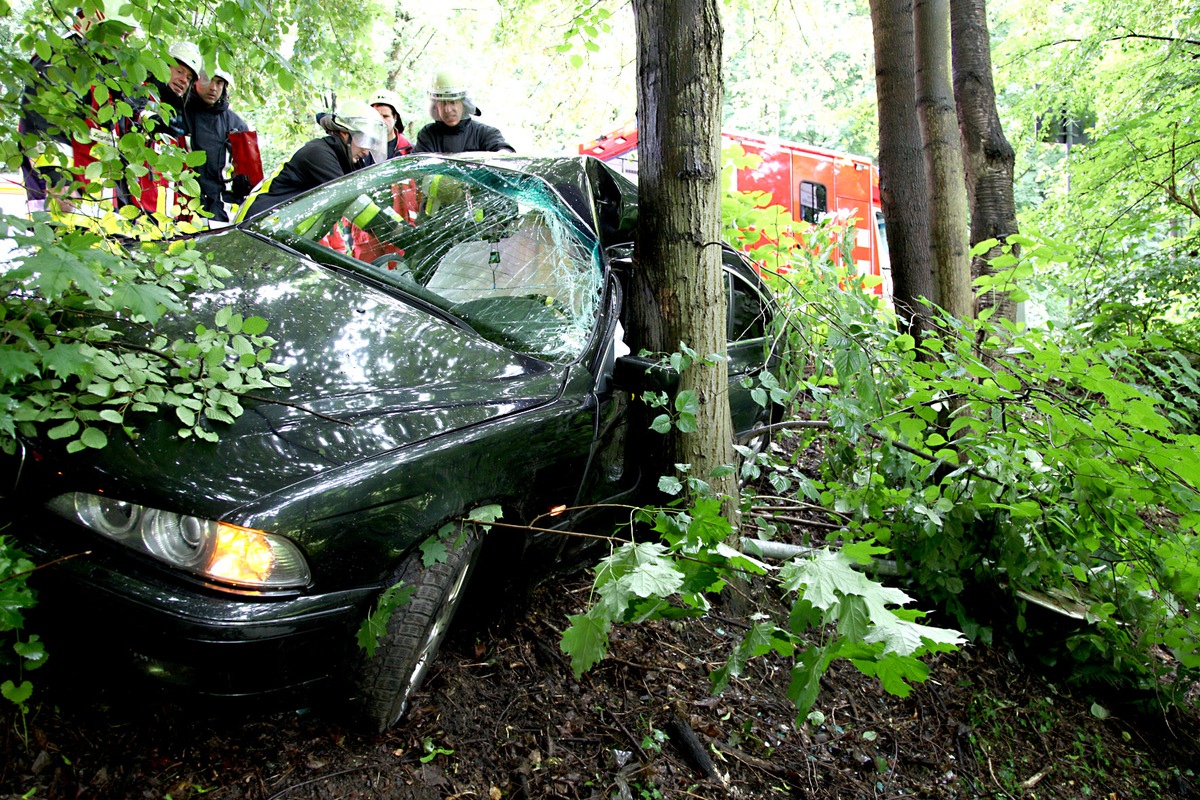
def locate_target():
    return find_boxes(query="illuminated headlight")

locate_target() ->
[47,493,311,589]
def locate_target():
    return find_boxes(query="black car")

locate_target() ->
[5,154,776,731]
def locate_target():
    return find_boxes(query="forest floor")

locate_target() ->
[2,446,1199,799]
[1,576,1198,800]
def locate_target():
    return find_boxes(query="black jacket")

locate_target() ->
[182,90,249,222]
[242,134,359,218]
[412,117,514,154]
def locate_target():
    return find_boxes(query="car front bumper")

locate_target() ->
[16,521,377,702]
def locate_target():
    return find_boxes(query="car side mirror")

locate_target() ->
[612,354,680,394]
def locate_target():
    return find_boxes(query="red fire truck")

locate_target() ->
[578,122,891,296]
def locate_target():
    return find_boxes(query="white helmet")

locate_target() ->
[428,70,468,102]
[210,63,235,90]
[325,98,388,164]
[369,89,403,118]
[426,69,481,117]
[168,41,202,79]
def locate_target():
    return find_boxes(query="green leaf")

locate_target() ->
[356,581,414,657]
[13,636,47,669]
[675,390,699,416]
[560,609,610,678]
[416,534,448,569]
[80,427,108,449]
[0,348,40,384]
[600,542,684,600]
[242,316,269,336]
[657,475,683,495]
[110,281,180,322]
[866,652,929,697]
[1,679,32,706]
[466,504,503,524]
[787,645,828,715]
[47,419,80,440]
[837,594,871,641]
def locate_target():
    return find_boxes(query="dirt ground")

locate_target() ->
[2,561,1198,800]
[3,437,1199,799]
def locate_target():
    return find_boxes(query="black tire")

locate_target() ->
[350,531,481,732]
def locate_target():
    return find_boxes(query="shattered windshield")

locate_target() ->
[248,156,604,364]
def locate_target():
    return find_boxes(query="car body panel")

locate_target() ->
[2,154,777,702]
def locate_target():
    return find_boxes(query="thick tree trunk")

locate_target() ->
[951,0,1018,323]
[869,0,936,338]
[914,0,973,322]
[630,0,736,513]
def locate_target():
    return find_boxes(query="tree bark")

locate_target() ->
[869,0,936,338]
[914,0,974,322]
[951,0,1018,323]
[630,0,737,515]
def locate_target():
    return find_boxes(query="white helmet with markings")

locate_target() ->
[168,41,202,80]
[321,98,388,164]
[426,69,480,117]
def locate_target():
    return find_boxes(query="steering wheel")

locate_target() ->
[372,254,416,285]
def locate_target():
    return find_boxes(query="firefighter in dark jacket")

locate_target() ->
[238,99,387,220]
[412,70,514,155]
[183,64,249,223]
[146,41,202,136]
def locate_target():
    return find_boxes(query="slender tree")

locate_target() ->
[869,0,936,337]
[914,0,973,321]
[951,0,1018,323]
[628,0,736,515]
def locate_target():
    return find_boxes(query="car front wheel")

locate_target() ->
[349,531,481,732]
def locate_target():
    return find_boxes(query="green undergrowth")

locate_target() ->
[754,224,1200,708]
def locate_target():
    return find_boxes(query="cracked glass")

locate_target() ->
[249,157,605,364]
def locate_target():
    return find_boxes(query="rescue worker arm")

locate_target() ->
[411,127,435,155]
[299,143,351,186]
[484,128,515,153]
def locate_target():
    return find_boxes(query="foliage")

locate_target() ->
[558,479,963,720]
[0,536,44,713]
[993,0,1200,346]
[559,169,963,717]
[0,0,346,710]
[762,227,1200,703]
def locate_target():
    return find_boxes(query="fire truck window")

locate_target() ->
[799,181,827,224]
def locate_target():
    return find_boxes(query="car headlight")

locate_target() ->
[47,493,311,590]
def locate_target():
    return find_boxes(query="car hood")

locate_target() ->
[42,229,567,516]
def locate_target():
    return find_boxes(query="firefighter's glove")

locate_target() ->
[230,173,253,202]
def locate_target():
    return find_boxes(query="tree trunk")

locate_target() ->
[869,0,936,338]
[630,0,736,515]
[914,0,973,322]
[951,0,1018,323]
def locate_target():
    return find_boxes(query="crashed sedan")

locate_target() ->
[4,154,776,731]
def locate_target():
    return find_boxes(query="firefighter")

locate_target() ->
[18,4,136,214]
[369,89,413,159]
[238,98,387,219]
[146,41,203,135]
[412,70,514,155]
[183,63,251,223]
